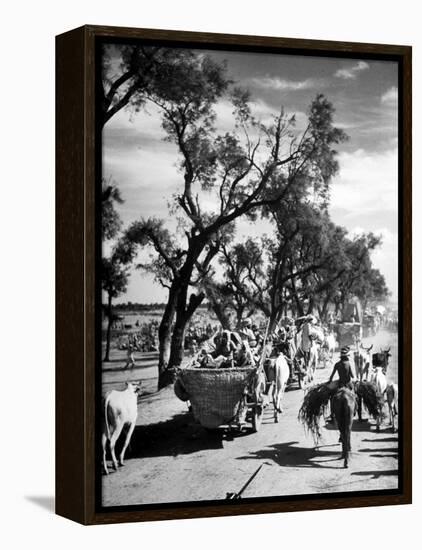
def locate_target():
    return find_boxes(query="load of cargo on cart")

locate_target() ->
[174,327,280,432]
[333,297,363,348]
[336,322,362,348]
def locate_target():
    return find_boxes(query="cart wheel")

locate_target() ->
[252,405,263,432]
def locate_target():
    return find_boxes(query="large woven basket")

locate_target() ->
[176,367,256,428]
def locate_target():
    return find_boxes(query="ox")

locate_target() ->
[325,331,337,358]
[265,353,290,422]
[102,381,142,475]
[386,383,398,432]
[354,344,373,381]
[373,348,391,374]
[371,367,387,431]
[295,320,322,385]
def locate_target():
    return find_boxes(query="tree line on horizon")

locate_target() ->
[101,44,389,388]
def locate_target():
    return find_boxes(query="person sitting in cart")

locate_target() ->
[199,330,237,368]
[239,318,257,347]
[214,330,237,357]
[236,340,256,367]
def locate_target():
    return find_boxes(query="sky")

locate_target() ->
[102,46,398,303]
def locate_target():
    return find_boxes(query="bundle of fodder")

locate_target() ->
[298,383,335,442]
[177,367,256,428]
[355,380,384,419]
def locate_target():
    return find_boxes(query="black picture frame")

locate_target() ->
[56,25,412,525]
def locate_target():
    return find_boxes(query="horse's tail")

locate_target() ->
[335,391,353,448]
[342,394,353,448]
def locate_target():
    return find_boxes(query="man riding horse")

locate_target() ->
[328,346,356,391]
[326,346,356,424]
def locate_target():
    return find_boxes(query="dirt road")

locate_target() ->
[102,329,399,506]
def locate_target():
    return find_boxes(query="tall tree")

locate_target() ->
[101,181,131,361]
[102,253,130,361]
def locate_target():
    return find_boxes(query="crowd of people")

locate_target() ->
[113,303,396,375]
[117,320,159,354]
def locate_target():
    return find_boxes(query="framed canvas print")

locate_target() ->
[56,25,412,525]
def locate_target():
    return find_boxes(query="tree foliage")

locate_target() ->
[102,180,123,240]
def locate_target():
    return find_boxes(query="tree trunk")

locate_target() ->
[103,292,113,362]
[160,237,209,385]
[268,307,280,334]
[307,297,315,316]
[157,285,179,389]
[235,305,245,330]
[208,298,231,330]
[169,322,187,369]
[317,304,323,320]
[168,285,205,370]
[320,296,330,323]
[213,306,231,330]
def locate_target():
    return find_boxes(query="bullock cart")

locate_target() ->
[174,364,270,432]
[336,322,362,349]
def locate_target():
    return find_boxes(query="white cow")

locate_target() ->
[325,331,337,357]
[308,340,320,381]
[269,353,290,422]
[386,383,398,433]
[371,367,387,431]
[102,381,142,475]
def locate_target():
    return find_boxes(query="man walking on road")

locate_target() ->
[124,343,136,369]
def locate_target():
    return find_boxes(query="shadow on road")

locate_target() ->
[324,419,380,434]
[370,454,398,458]
[358,447,398,454]
[351,469,398,479]
[362,437,397,443]
[119,413,257,459]
[236,440,344,470]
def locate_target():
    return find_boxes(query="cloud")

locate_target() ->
[249,76,324,91]
[334,61,370,80]
[330,148,398,217]
[381,86,398,105]
[330,148,398,298]
[371,227,398,299]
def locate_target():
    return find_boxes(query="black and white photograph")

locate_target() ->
[100,41,400,508]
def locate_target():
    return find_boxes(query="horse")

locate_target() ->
[331,387,356,468]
